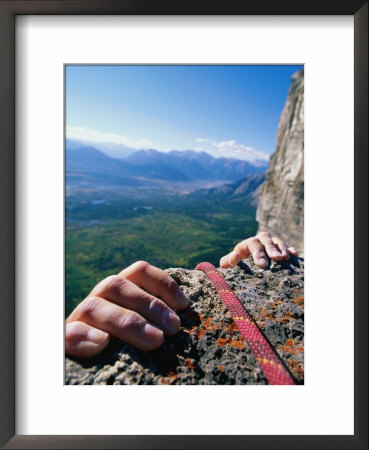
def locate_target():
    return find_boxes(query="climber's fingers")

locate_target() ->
[257,231,283,261]
[272,237,289,260]
[220,239,251,269]
[118,261,189,310]
[65,320,110,358]
[65,262,187,358]
[241,236,269,267]
[220,237,267,269]
[233,239,251,260]
[66,296,164,352]
[86,274,181,336]
[219,251,241,269]
[287,246,299,256]
[219,233,299,269]
[225,237,268,268]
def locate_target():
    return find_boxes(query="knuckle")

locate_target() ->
[266,244,277,251]
[148,297,166,314]
[105,275,127,297]
[131,260,150,275]
[166,277,179,292]
[257,231,270,239]
[273,236,284,246]
[233,243,242,253]
[116,310,143,333]
[247,237,259,246]
[254,250,266,259]
[77,296,102,321]
[234,239,248,253]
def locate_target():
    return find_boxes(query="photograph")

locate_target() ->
[65,64,305,385]
[1,0,367,446]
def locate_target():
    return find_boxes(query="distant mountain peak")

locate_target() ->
[66,143,268,188]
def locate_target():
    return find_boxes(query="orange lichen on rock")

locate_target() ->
[293,296,304,306]
[216,336,244,349]
[260,308,270,318]
[229,338,244,349]
[256,320,265,328]
[277,311,295,323]
[280,339,300,355]
[165,372,179,384]
[225,321,239,335]
[218,365,224,371]
[281,345,298,355]
[216,338,228,347]
[191,316,221,339]
[287,360,304,379]
[213,318,246,349]
[195,327,205,339]
[186,358,196,370]
[159,371,179,385]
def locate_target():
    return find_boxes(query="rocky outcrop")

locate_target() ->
[65,257,304,385]
[256,69,304,250]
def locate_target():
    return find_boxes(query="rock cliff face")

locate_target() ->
[256,69,304,250]
[65,257,304,385]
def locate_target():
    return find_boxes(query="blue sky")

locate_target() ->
[66,65,303,162]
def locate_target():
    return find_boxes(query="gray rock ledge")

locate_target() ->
[66,256,304,385]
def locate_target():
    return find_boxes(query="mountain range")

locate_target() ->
[191,172,265,206]
[66,141,268,187]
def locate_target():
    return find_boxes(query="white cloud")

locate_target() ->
[66,126,153,150]
[195,138,212,144]
[195,137,270,162]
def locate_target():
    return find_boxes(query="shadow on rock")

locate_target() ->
[145,306,202,377]
[237,260,254,275]
[238,256,302,277]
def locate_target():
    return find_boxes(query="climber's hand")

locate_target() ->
[219,232,298,269]
[65,261,189,358]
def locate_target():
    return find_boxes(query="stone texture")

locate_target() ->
[65,256,304,385]
[256,68,304,251]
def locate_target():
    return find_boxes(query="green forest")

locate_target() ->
[65,186,258,317]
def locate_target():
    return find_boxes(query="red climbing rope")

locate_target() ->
[195,262,296,385]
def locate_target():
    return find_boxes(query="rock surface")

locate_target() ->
[65,257,304,385]
[256,68,304,251]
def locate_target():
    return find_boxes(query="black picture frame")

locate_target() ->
[0,1,367,449]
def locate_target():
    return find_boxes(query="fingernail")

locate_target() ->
[176,290,189,306]
[144,323,163,343]
[162,310,180,332]
[87,328,109,345]
[258,257,268,266]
